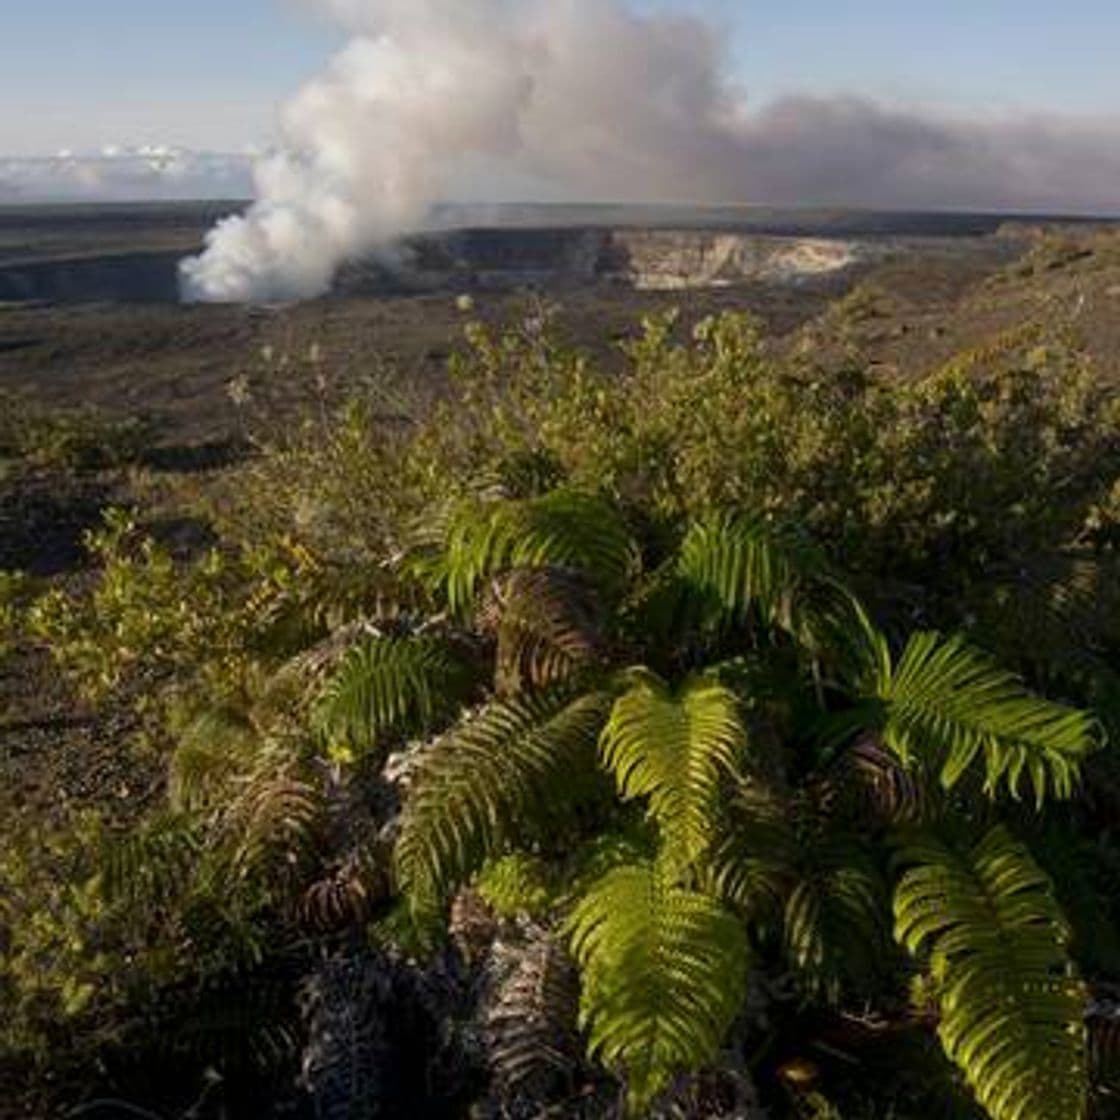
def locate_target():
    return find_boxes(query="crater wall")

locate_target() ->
[0,224,872,304]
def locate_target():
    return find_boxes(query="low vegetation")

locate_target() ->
[3,297,1120,1118]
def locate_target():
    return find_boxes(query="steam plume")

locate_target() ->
[180,0,1120,303]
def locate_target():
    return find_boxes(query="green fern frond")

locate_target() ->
[437,489,639,615]
[394,688,614,912]
[781,832,889,999]
[475,852,555,920]
[100,813,201,912]
[169,705,263,813]
[707,783,801,922]
[894,826,1089,1120]
[567,860,749,1116]
[313,633,475,761]
[875,631,1103,804]
[600,671,745,872]
[709,782,889,996]
[674,512,834,637]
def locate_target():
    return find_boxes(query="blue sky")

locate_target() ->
[3,0,1119,155]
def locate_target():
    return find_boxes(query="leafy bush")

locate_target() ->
[0,390,151,471]
[5,302,1120,1118]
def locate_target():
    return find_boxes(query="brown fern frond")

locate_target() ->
[481,566,605,694]
[1089,992,1120,1090]
[224,769,323,882]
[300,846,388,933]
[449,888,499,966]
[831,735,934,826]
[487,933,583,1103]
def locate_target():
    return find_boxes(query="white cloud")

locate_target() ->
[0,147,252,202]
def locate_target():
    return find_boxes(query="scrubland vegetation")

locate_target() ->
[3,279,1120,1118]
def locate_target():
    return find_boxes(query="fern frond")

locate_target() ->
[482,567,605,694]
[251,560,421,658]
[567,860,749,1116]
[600,671,745,872]
[313,633,475,761]
[709,782,889,996]
[169,705,262,813]
[875,631,1103,804]
[487,933,583,1103]
[674,512,849,643]
[100,814,201,913]
[394,688,613,911]
[300,845,387,932]
[223,770,322,882]
[437,489,639,615]
[894,826,1089,1120]
[707,783,800,922]
[833,735,934,826]
[157,967,302,1075]
[781,831,889,1000]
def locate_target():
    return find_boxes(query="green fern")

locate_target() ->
[169,704,263,813]
[100,813,201,913]
[567,860,749,1116]
[313,633,475,761]
[475,852,555,920]
[871,630,1103,804]
[673,512,853,643]
[600,670,745,872]
[708,783,802,923]
[709,782,888,996]
[781,831,889,999]
[437,489,639,615]
[894,826,1088,1120]
[394,688,614,912]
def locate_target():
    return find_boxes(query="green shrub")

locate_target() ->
[6,302,1120,1118]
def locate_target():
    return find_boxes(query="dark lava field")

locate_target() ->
[1,201,1087,447]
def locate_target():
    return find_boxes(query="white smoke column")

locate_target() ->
[181,0,1120,302]
[179,0,746,302]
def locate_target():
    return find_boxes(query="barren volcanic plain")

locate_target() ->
[4,202,1106,445]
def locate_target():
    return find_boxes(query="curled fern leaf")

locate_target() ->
[894,826,1089,1120]
[600,671,745,872]
[394,689,613,912]
[567,860,749,1116]
[313,633,475,761]
[875,631,1103,804]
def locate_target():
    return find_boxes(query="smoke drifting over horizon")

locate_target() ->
[179,0,1120,303]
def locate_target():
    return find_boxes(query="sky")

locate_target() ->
[5,0,1120,156]
[3,0,1120,210]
